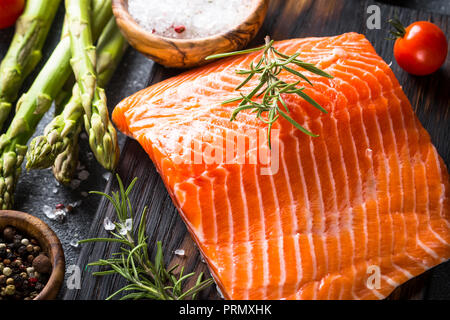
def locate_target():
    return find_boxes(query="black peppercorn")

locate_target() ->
[17,245,27,256]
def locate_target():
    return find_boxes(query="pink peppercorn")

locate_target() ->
[174,25,185,33]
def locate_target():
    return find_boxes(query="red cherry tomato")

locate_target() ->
[393,21,448,76]
[0,0,25,29]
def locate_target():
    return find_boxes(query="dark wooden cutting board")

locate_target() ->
[65,0,450,300]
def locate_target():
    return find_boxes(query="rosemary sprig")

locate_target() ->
[206,36,333,148]
[79,174,213,300]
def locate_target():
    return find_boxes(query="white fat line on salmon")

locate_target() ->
[170,129,280,175]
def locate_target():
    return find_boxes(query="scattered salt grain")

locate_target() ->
[128,0,256,39]
[42,205,54,219]
[102,172,110,181]
[103,217,115,231]
[52,188,58,194]
[81,191,89,197]
[119,219,132,235]
[69,200,82,208]
[124,218,132,231]
[70,239,79,248]
[174,249,185,257]
[78,170,90,181]
[365,148,373,158]
[53,209,66,222]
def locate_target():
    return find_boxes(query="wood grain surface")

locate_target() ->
[65,0,450,300]
[112,0,269,68]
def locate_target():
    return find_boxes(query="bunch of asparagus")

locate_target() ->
[0,0,126,209]
[0,0,61,130]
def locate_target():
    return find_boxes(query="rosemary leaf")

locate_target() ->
[206,36,333,147]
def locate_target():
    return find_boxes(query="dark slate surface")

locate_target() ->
[0,0,449,300]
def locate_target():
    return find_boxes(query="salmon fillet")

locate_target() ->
[113,33,450,300]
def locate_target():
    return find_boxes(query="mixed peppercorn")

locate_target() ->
[0,226,51,300]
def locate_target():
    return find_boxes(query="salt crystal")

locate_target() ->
[70,179,81,190]
[53,209,66,222]
[174,249,185,256]
[81,191,88,197]
[42,205,54,219]
[128,0,255,39]
[366,148,373,158]
[102,172,110,181]
[69,200,82,208]
[78,170,90,181]
[119,219,132,235]
[103,217,115,231]
[52,188,58,194]
[124,218,132,231]
[70,239,79,248]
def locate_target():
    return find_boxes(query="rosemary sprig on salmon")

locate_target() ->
[206,36,333,148]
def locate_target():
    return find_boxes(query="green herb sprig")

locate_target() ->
[79,175,213,300]
[206,36,333,148]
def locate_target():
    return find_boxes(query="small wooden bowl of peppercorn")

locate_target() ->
[0,210,65,300]
[112,0,269,68]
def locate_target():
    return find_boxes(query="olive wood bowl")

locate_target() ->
[0,210,65,300]
[112,0,269,68]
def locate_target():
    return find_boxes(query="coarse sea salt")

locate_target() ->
[128,0,256,39]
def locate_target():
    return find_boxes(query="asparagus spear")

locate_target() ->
[66,0,97,110]
[53,19,127,183]
[66,0,119,171]
[0,0,62,130]
[26,18,127,176]
[0,0,113,209]
[52,137,79,185]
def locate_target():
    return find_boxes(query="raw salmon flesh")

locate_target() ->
[112,33,450,299]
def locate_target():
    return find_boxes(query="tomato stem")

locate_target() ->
[388,17,406,39]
